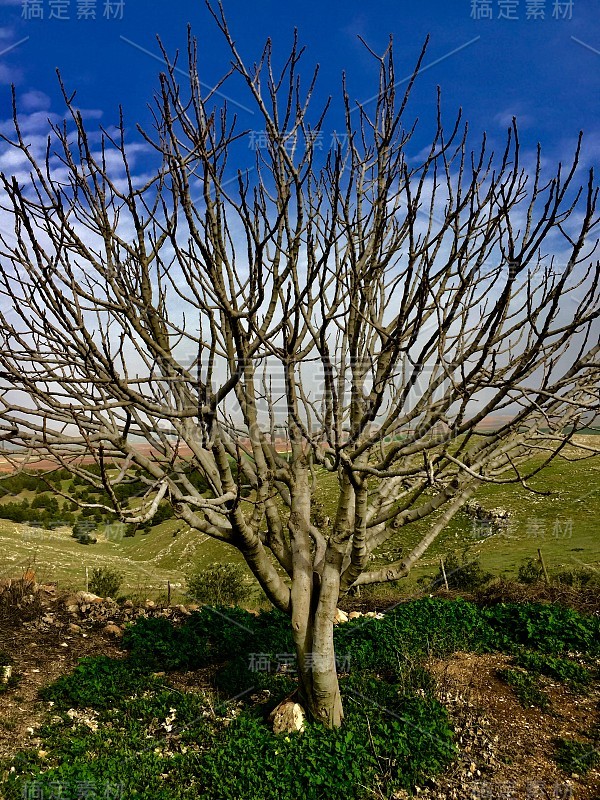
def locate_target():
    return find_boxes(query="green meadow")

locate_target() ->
[0,438,598,601]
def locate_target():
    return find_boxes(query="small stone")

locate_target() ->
[59,642,69,648]
[75,591,102,603]
[68,623,82,633]
[102,623,123,638]
[145,600,156,609]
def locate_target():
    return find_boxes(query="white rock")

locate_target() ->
[272,701,305,735]
[75,591,102,603]
[333,608,348,624]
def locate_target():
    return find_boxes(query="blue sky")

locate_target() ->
[0,0,598,175]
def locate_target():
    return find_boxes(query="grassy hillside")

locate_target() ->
[0,517,245,602]
[0,437,598,601]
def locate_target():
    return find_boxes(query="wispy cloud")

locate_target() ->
[494,108,534,130]
[19,89,51,112]
[0,62,21,84]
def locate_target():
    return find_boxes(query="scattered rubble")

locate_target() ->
[334,608,384,624]
[9,581,205,635]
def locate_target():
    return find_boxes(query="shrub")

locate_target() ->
[512,649,591,690]
[431,550,493,591]
[0,472,44,494]
[0,572,43,623]
[186,562,252,605]
[30,494,59,513]
[554,567,600,589]
[88,567,122,598]
[122,605,284,672]
[482,602,600,656]
[517,557,545,584]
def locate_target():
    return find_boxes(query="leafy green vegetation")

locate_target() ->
[39,656,166,710]
[496,668,550,710]
[511,650,591,690]
[428,549,493,591]
[185,562,253,606]
[554,736,600,776]
[88,566,123,598]
[2,597,597,799]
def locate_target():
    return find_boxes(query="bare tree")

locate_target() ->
[0,8,598,727]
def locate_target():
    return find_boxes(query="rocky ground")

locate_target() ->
[0,581,598,800]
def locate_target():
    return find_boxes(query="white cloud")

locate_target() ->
[19,89,51,112]
[0,62,21,84]
[494,108,534,130]
[77,107,103,121]
[0,109,59,135]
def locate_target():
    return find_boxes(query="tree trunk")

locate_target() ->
[294,548,345,729]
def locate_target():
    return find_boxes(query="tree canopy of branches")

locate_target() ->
[0,8,598,727]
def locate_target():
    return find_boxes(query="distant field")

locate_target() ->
[0,436,598,602]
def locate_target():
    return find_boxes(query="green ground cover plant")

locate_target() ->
[1,597,598,799]
[553,736,600,776]
[495,667,550,710]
